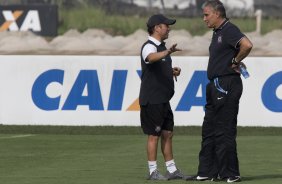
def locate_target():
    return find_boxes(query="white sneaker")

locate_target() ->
[227,176,241,183]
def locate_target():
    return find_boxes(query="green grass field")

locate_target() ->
[0,126,282,184]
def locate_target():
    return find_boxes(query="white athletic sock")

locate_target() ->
[166,159,177,173]
[148,161,157,175]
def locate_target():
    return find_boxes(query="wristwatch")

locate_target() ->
[232,58,239,65]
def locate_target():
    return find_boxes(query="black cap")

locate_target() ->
[147,14,176,28]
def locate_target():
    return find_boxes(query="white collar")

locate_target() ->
[148,36,161,46]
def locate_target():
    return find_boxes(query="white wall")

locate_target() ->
[0,56,281,126]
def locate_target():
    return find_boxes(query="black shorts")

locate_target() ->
[140,103,174,136]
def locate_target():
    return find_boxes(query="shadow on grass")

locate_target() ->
[243,174,282,181]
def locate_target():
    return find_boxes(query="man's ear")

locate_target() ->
[154,25,160,33]
[215,11,220,18]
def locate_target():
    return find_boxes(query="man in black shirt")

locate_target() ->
[188,0,253,183]
[139,14,187,180]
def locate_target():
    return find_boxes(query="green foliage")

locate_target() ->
[259,17,282,34]
[229,17,282,34]
[58,7,147,35]
[58,7,282,36]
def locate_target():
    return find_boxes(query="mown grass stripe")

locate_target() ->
[0,134,35,139]
[0,125,281,136]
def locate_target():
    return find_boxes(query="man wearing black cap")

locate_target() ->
[139,14,186,180]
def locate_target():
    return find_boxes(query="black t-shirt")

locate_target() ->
[207,19,244,80]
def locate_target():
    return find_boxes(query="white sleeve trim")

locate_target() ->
[235,36,244,48]
[142,43,157,64]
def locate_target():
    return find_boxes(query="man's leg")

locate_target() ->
[145,134,167,180]
[161,130,188,180]
[140,104,167,180]
[197,82,218,178]
[147,135,159,174]
[161,130,173,161]
[161,130,178,174]
[147,135,159,161]
[197,112,218,178]
[160,104,188,180]
[215,76,242,179]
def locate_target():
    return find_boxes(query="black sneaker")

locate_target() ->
[147,170,168,180]
[164,169,190,180]
[226,176,241,183]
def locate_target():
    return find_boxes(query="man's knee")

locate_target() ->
[161,130,173,140]
[148,135,159,142]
